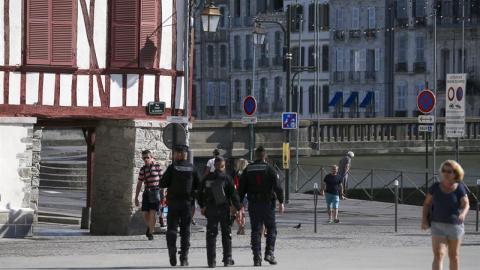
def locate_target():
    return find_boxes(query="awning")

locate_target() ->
[343,92,358,107]
[328,92,342,106]
[359,92,374,108]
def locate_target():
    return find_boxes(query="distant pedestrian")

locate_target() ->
[205,148,221,177]
[159,145,201,267]
[198,156,241,268]
[421,160,470,270]
[233,158,249,235]
[239,146,284,267]
[320,165,345,223]
[134,150,164,240]
[338,151,354,195]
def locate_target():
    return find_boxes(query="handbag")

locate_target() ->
[147,187,161,203]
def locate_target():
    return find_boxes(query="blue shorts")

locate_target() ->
[431,221,465,240]
[325,192,339,210]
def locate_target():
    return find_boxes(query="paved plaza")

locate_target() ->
[1,193,479,269]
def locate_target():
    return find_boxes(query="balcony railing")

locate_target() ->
[258,57,270,68]
[273,56,283,66]
[334,30,344,40]
[365,70,376,81]
[395,62,408,72]
[349,29,360,39]
[334,71,344,82]
[349,71,360,81]
[244,59,253,70]
[365,29,376,38]
[413,61,426,73]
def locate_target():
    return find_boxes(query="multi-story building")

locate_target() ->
[285,0,331,120]
[329,0,393,118]
[393,0,480,117]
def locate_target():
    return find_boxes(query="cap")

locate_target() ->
[213,148,220,155]
[173,145,188,152]
[255,146,266,154]
[347,151,355,158]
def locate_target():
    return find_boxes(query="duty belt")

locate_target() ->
[247,193,272,202]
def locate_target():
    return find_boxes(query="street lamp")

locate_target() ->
[201,1,221,33]
[253,24,267,45]
[254,5,292,203]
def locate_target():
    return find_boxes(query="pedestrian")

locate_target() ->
[159,145,201,267]
[234,158,249,235]
[421,160,470,270]
[239,146,285,266]
[338,151,354,196]
[198,156,241,268]
[134,150,164,240]
[320,165,345,223]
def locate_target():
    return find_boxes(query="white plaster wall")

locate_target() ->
[77,0,90,69]
[110,74,123,107]
[42,73,56,106]
[0,71,4,104]
[160,0,173,70]
[126,74,139,106]
[94,0,107,68]
[8,72,20,105]
[142,75,156,106]
[59,74,73,106]
[0,0,4,66]
[26,73,39,105]
[93,75,105,107]
[0,124,28,209]
[175,77,185,109]
[77,75,89,107]
[175,0,185,71]
[159,75,172,108]
[9,0,21,66]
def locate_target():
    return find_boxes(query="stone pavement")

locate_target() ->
[1,193,479,269]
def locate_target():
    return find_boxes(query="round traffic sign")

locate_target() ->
[456,87,463,101]
[417,90,435,114]
[243,95,257,116]
[447,87,455,101]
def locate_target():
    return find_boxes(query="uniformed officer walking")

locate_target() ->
[159,145,201,267]
[198,156,241,268]
[239,146,285,267]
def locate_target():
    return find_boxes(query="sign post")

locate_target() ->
[417,90,436,192]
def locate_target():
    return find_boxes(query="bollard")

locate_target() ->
[394,180,399,233]
[313,183,318,233]
[476,179,479,232]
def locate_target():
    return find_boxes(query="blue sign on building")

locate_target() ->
[282,112,298,129]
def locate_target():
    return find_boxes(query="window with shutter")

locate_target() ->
[26,0,76,66]
[111,0,158,68]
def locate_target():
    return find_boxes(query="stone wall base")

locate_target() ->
[0,208,34,238]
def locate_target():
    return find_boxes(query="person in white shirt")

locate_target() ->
[204,148,220,177]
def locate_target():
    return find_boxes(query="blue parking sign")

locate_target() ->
[282,112,297,129]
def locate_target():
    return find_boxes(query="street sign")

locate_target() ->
[282,142,290,169]
[147,102,166,115]
[162,123,186,150]
[167,116,188,124]
[417,90,435,114]
[418,115,435,124]
[243,95,257,116]
[242,117,257,124]
[282,112,298,129]
[418,125,434,132]
[445,73,466,138]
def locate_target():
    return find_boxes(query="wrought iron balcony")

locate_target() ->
[365,29,376,38]
[333,71,344,82]
[413,61,426,73]
[365,71,376,81]
[334,30,344,40]
[395,62,408,72]
[349,30,360,39]
[349,71,360,81]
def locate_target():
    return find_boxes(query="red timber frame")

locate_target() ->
[0,0,194,121]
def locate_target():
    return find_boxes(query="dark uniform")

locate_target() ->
[198,167,241,268]
[238,149,284,266]
[159,146,201,267]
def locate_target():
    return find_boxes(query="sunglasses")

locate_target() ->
[441,168,454,174]
[142,156,151,160]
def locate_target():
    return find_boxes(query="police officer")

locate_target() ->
[198,156,241,268]
[159,145,201,267]
[239,146,285,267]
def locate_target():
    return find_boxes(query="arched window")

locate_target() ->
[235,80,241,102]
[246,79,252,96]
[274,77,282,101]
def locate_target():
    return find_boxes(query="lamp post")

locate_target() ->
[255,5,292,203]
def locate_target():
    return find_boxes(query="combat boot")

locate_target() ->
[180,251,189,266]
[168,246,177,266]
[208,260,216,268]
[264,247,277,265]
[253,255,262,266]
[223,257,234,267]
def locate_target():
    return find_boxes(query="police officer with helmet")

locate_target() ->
[159,145,201,267]
[238,146,285,267]
[198,156,241,268]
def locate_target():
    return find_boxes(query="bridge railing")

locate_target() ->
[273,163,479,204]
[309,117,480,143]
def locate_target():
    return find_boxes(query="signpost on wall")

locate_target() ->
[445,74,467,161]
[417,90,436,192]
